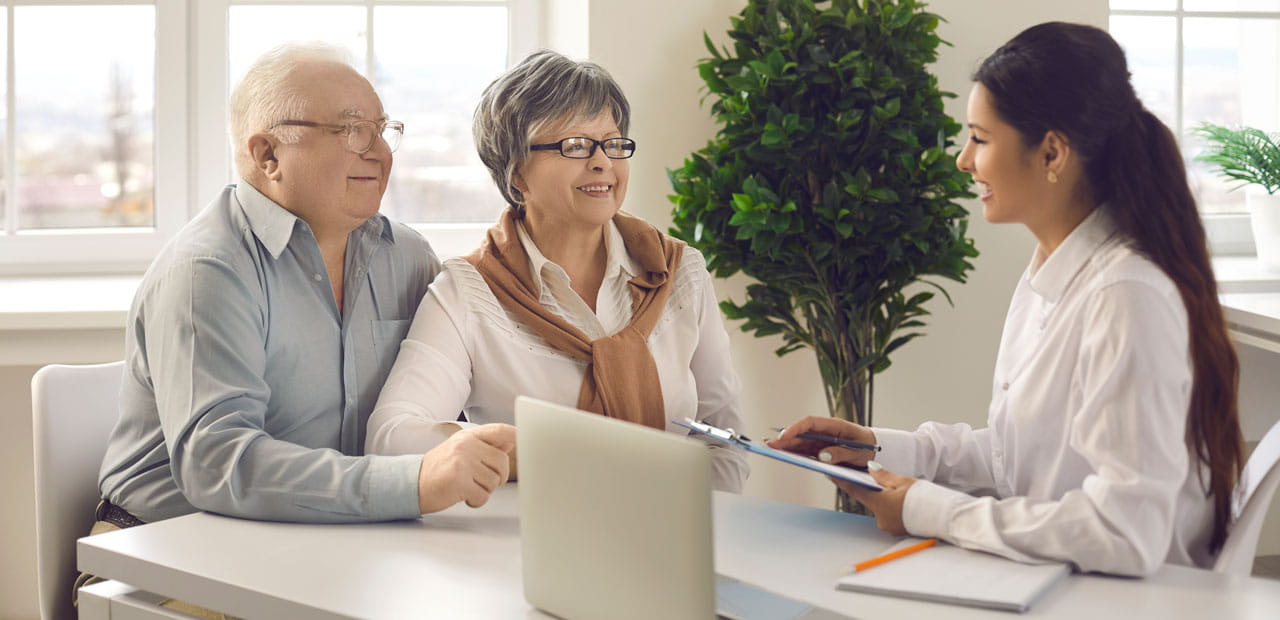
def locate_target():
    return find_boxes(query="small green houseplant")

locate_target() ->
[1196,123,1280,270]
[1195,123,1280,195]
[668,0,977,509]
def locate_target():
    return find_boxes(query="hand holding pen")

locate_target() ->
[774,430,880,453]
[767,415,880,468]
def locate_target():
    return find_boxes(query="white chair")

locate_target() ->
[1214,419,1280,576]
[32,361,126,620]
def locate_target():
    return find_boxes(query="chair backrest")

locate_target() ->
[32,361,125,620]
[1214,419,1280,575]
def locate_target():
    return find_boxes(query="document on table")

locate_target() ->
[836,538,1070,613]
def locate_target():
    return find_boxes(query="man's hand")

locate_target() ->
[768,415,878,469]
[840,463,916,536]
[417,423,516,514]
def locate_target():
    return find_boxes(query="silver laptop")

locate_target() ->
[516,397,850,620]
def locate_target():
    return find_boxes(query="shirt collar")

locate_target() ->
[1027,204,1120,304]
[514,218,639,296]
[234,180,394,259]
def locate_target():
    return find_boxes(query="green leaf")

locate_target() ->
[866,188,900,202]
[883,97,901,118]
[703,32,723,60]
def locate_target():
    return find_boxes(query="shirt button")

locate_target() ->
[1001,382,1010,391]
[313,274,323,282]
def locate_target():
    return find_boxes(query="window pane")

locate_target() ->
[1184,0,1280,10]
[1110,0,1177,10]
[16,6,155,230]
[1110,15,1177,129]
[375,5,508,224]
[1184,18,1280,214]
[228,5,368,89]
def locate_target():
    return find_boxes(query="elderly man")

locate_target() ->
[93,42,514,538]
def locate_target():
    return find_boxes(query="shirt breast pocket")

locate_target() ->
[371,319,412,378]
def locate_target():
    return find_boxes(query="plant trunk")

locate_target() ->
[813,318,873,514]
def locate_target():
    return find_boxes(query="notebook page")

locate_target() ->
[835,538,1069,613]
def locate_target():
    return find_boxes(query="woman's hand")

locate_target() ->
[840,463,916,536]
[767,415,879,468]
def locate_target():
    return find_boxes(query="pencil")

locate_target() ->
[851,538,937,573]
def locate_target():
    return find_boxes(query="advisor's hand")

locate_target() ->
[768,415,878,468]
[840,462,916,536]
[417,423,515,513]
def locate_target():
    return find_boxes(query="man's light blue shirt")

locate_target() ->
[99,182,440,523]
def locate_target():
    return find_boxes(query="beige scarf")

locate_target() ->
[464,208,684,430]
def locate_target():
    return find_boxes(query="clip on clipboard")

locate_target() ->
[674,419,882,492]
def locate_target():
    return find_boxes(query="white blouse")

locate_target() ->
[874,207,1214,576]
[367,219,749,492]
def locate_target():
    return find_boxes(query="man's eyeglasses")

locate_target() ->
[529,137,636,159]
[269,119,405,154]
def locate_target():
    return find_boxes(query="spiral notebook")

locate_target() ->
[836,538,1070,613]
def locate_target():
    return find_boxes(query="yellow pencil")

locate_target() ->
[851,538,937,573]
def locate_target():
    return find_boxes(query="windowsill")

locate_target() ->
[1214,256,1280,354]
[0,274,140,331]
[0,275,139,366]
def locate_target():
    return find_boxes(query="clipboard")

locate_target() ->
[674,419,883,491]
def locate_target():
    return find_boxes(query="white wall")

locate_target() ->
[0,364,43,620]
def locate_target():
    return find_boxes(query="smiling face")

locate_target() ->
[515,108,629,232]
[955,83,1044,226]
[270,61,392,231]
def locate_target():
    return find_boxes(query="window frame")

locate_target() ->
[0,0,189,274]
[1110,1,1280,256]
[0,0,539,275]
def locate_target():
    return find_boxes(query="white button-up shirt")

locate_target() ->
[875,207,1213,576]
[367,219,749,491]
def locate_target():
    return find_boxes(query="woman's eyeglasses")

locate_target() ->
[529,137,636,159]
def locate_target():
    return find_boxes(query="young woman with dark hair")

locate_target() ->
[772,21,1243,576]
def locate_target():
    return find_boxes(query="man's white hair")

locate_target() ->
[229,41,357,178]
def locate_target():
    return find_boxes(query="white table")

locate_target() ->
[78,486,1280,619]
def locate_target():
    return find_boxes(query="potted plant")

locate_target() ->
[668,0,977,509]
[1195,123,1280,271]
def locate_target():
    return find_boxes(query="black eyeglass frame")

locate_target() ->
[268,119,405,154]
[529,137,636,159]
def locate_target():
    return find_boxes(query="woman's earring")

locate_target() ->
[1047,170,1059,184]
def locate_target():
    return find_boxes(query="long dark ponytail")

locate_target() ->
[974,22,1243,553]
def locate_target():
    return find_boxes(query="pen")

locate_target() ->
[771,427,881,452]
[851,538,937,573]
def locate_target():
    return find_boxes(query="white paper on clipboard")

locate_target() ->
[673,419,883,492]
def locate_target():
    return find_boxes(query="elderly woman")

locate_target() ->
[366,50,749,491]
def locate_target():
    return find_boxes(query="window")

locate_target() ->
[1110,1,1280,253]
[0,1,186,273]
[0,0,537,274]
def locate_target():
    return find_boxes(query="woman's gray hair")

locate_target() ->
[473,50,631,210]
[229,41,356,179]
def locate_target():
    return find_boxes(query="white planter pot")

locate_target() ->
[1249,191,1280,273]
